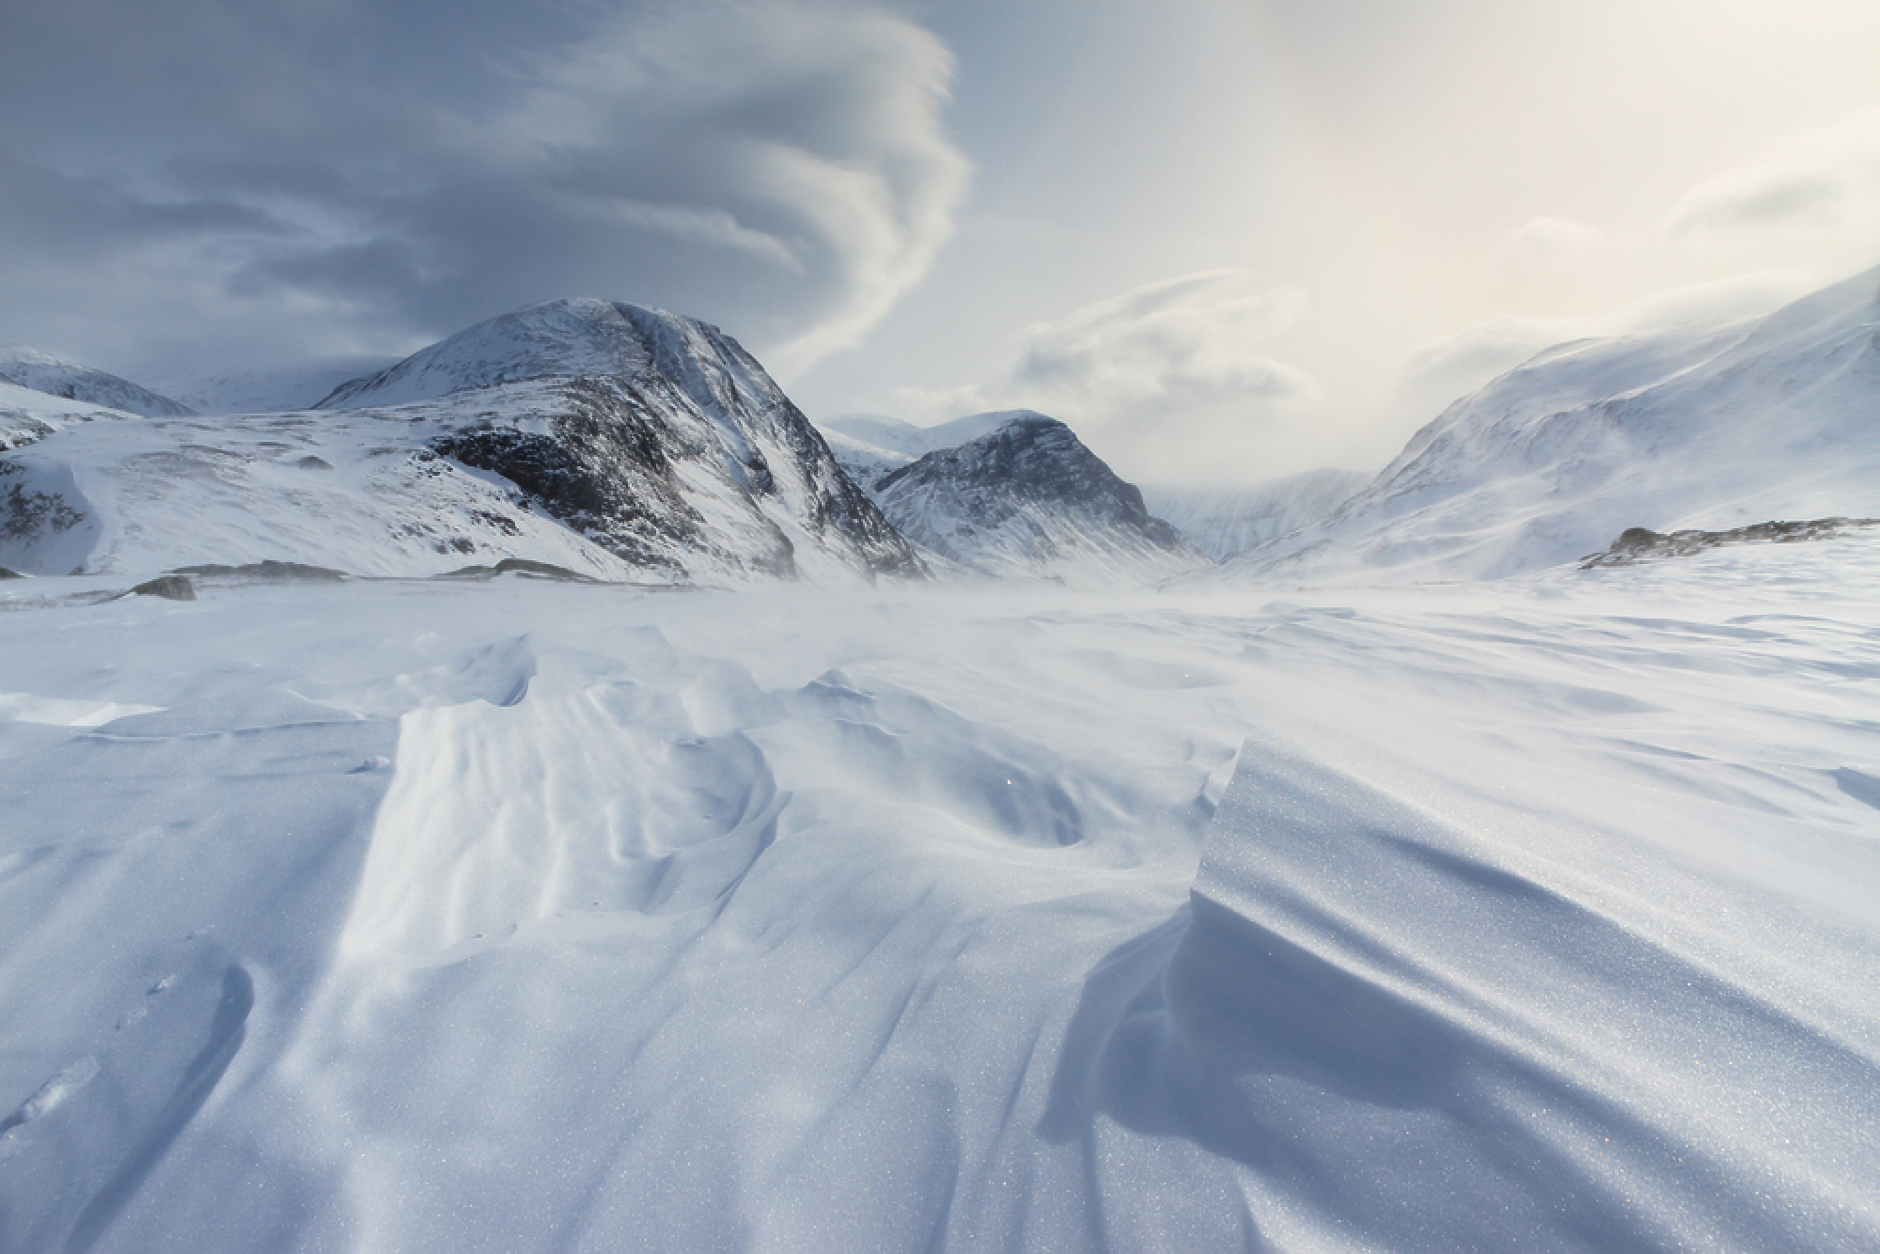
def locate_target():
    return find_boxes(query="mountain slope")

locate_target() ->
[0,380,144,453]
[869,412,1206,586]
[0,300,923,583]
[0,347,192,417]
[1142,468,1369,561]
[1207,265,1880,584]
[322,298,920,582]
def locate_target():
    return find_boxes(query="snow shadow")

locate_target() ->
[0,687,400,1252]
[61,964,253,1254]
[1038,737,1880,1252]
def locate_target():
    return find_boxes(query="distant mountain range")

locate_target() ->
[2,265,1874,587]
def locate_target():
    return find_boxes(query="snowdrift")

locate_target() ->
[3,531,1877,1251]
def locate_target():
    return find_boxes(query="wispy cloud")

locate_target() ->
[1665,106,1880,243]
[895,271,1319,483]
[1504,217,1609,270]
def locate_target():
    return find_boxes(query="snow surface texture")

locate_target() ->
[1204,265,1880,585]
[0,348,193,419]
[1141,469,1370,561]
[0,301,921,585]
[824,411,1206,588]
[3,537,1878,1252]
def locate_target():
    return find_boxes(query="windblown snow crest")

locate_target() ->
[1082,736,1880,1251]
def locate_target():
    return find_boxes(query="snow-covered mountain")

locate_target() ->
[1142,468,1370,561]
[867,412,1206,586]
[1206,265,1880,584]
[0,299,923,584]
[0,347,192,417]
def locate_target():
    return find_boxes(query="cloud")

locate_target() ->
[1666,106,1880,243]
[0,0,970,378]
[1505,216,1608,269]
[895,271,1319,483]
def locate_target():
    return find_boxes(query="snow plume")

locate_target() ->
[900,272,1319,483]
[1395,269,1821,425]
[0,0,969,380]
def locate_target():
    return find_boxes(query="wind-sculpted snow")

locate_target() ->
[1206,264,1880,584]
[2,534,1878,1250]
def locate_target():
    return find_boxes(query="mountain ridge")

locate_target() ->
[1199,264,1880,585]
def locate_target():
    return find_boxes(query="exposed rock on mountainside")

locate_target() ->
[1580,517,1880,568]
[0,299,924,583]
[321,299,922,584]
[868,412,1205,585]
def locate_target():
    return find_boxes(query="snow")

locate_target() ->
[0,348,193,419]
[1205,265,1880,585]
[3,529,1877,1251]
[148,357,401,417]
[822,410,1205,588]
[868,415,1206,588]
[3,266,1878,1250]
[315,298,676,410]
[1142,468,1370,560]
[0,388,657,581]
[0,306,919,585]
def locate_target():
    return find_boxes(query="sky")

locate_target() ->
[2,0,1877,484]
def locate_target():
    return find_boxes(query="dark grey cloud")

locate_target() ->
[0,150,292,257]
[0,0,970,378]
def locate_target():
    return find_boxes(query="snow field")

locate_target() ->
[2,536,1878,1250]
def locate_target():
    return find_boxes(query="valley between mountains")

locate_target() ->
[2,269,1877,1253]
